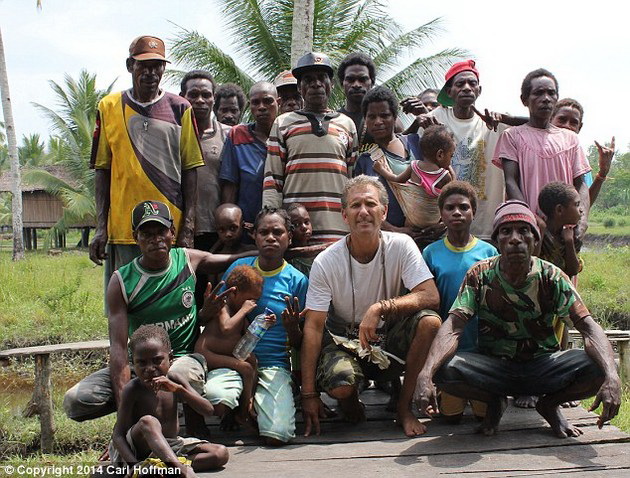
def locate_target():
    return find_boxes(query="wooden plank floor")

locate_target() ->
[198,390,630,477]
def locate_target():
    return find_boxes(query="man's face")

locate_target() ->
[132,338,171,389]
[440,193,474,233]
[343,64,372,106]
[277,85,303,114]
[128,59,166,99]
[249,88,278,129]
[551,106,582,133]
[447,71,481,108]
[365,100,395,143]
[342,185,388,235]
[496,221,537,265]
[299,70,332,111]
[216,208,243,249]
[133,222,174,262]
[216,96,242,126]
[419,91,439,111]
[522,76,558,121]
[182,78,214,125]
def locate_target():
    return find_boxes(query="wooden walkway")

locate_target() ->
[199,390,630,477]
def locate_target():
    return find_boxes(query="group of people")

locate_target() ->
[60,35,621,476]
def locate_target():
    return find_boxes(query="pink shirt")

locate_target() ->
[492,124,590,210]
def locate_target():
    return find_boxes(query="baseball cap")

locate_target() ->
[132,200,173,231]
[292,52,334,80]
[274,70,298,88]
[128,35,170,63]
[437,60,479,107]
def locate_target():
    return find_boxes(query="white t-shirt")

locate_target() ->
[306,231,433,335]
[427,107,507,240]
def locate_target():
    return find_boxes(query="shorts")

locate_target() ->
[317,309,439,391]
[170,354,207,396]
[434,349,603,397]
[204,366,296,442]
[108,427,208,465]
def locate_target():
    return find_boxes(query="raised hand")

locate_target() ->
[594,137,615,177]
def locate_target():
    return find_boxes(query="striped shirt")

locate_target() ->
[262,110,358,242]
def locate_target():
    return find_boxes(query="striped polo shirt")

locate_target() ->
[262,110,358,242]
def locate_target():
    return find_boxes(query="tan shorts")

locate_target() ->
[438,391,487,418]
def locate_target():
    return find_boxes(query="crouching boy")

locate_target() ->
[109,325,228,477]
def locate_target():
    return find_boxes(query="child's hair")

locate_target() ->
[225,265,263,292]
[438,180,478,213]
[253,206,293,233]
[214,203,243,222]
[129,325,171,357]
[552,97,584,121]
[285,203,307,215]
[420,124,455,160]
[538,182,577,218]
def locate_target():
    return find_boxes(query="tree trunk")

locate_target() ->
[0,26,24,260]
[290,0,315,67]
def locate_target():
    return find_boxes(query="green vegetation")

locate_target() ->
[587,207,630,237]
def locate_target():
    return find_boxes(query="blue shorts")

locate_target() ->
[434,349,603,397]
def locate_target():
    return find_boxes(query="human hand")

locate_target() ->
[595,137,615,177]
[401,97,428,115]
[416,114,441,129]
[89,228,108,265]
[264,312,277,327]
[561,224,576,243]
[413,373,439,416]
[409,223,447,243]
[199,281,236,321]
[302,396,327,436]
[282,296,304,332]
[373,157,387,175]
[151,376,181,394]
[473,106,502,131]
[241,299,258,315]
[358,303,381,350]
[176,225,194,248]
[588,375,622,428]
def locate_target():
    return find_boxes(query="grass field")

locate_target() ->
[0,244,629,469]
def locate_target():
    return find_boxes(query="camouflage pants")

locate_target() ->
[316,309,439,392]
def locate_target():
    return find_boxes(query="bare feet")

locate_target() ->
[514,395,538,408]
[561,400,580,408]
[477,397,507,436]
[397,408,427,437]
[338,395,366,424]
[536,399,583,438]
[180,465,198,478]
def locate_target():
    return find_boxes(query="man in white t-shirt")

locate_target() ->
[301,175,441,438]
[410,60,527,240]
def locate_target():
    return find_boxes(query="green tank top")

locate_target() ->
[115,247,197,357]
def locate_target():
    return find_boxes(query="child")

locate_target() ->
[537,182,584,277]
[374,124,456,228]
[195,265,268,425]
[109,325,228,477]
[422,181,498,423]
[285,203,314,278]
[210,203,257,254]
[550,98,615,206]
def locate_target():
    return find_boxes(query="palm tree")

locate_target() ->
[168,0,467,106]
[22,70,116,241]
[18,133,48,167]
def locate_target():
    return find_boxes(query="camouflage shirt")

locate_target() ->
[450,256,590,361]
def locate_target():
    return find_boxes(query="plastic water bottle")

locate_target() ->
[233,308,273,361]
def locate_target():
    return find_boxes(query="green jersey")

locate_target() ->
[115,247,197,357]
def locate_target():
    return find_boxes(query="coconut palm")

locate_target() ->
[168,0,467,107]
[23,69,116,239]
[18,133,48,167]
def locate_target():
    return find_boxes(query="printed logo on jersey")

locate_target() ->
[338,131,349,148]
[181,288,194,308]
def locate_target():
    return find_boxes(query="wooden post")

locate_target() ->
[33,228,37,250]
[34,353,54,453]
[618,341,630,387]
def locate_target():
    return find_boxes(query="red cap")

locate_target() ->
[437,60,479,107]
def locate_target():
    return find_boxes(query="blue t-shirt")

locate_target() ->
[221,257,308,369]
[218,123,267,224]
[354,134,421,227]
[422,236,498,352]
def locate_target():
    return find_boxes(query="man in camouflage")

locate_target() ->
[414,200,621,438]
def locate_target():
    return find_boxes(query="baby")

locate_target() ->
[374,124,456,228]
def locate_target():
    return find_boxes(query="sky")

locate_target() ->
[1,0,628,153]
